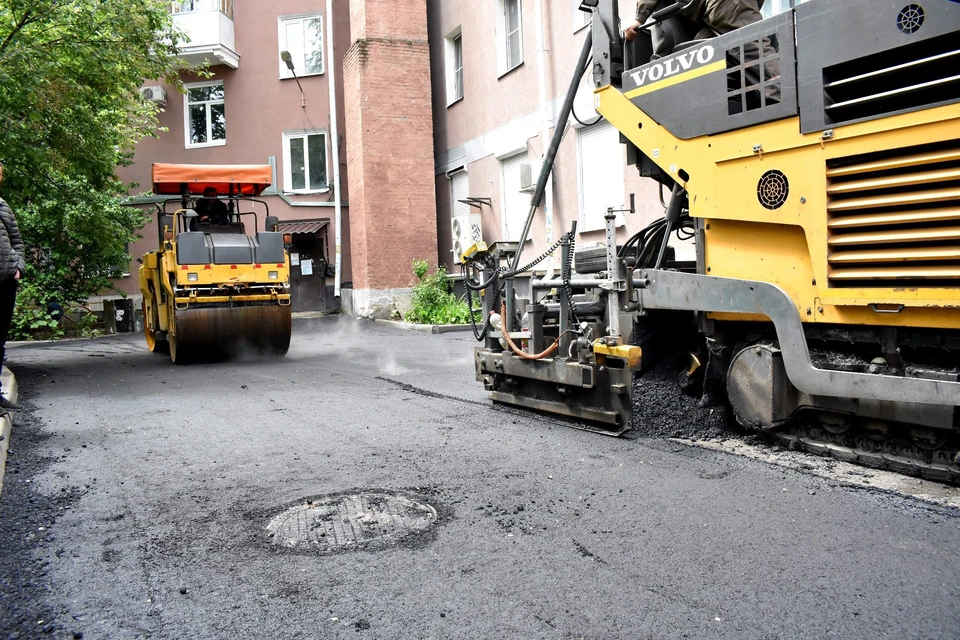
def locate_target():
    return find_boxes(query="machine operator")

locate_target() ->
[624,0,780,103]
[624,0,767,42]
[195,186,229,226]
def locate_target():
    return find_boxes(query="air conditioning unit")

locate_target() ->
[452,213,483,264]
[519,161,537,194]
[140,86,168,106]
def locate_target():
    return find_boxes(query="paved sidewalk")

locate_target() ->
[0,366,18,497]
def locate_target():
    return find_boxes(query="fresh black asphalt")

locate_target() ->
[1,316,958,639]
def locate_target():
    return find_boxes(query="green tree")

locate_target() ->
[0,0,192,335]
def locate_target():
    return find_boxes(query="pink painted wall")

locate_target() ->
[428,0,679,270]
[117,0,353,296]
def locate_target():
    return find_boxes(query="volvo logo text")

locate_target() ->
[629,45,716,87]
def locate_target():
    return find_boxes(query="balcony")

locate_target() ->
[171,0,239,69]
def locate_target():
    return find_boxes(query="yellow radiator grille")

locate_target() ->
[826,141,960,287]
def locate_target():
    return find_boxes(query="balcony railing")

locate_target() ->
[171,0,234,21]
[171,0,239,68]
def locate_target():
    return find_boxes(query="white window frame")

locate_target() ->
[576,122,626,233]
[171,0,218,13]
[282,129,330,194]
[499,151,530,241]
[445,27,464,106]
[278,12,325,80]
[183,80,226,149]
[449,169,470,219]
[572,0,591,32]
[761,0,800,18]
[495,0,524,77]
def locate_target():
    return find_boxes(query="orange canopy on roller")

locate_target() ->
[152,163,273,196]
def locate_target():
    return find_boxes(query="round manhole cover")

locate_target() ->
[267,491,438,552]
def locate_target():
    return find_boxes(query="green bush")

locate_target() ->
[10,281,62,340]
[406,259,474,325]
[10,281,104,341]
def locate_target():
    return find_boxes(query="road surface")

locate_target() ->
[1,317,958,639]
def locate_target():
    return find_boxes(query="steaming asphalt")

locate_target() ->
[2,316,959,639]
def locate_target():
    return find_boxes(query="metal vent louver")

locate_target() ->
[826,140,960,288]
[897,4,925,34]
[822,32,959,127]
[758,170,789,210]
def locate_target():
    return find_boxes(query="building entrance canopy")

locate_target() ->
[278,220,329,235]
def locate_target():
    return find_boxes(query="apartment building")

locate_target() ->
[428,0,662,277]
[119,0,354,314]
[427,0,804,272]
[120,0,441,318]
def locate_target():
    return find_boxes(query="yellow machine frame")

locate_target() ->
[596,90,960,332]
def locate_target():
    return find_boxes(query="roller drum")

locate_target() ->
[169,303,291,363]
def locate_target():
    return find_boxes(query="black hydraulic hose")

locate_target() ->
[571,105,603,128]
[654,218,673,269]
[561,224,582,329]
[464,266,501,291]
[465,234,565,293]
[665,183,687,226]
[619,218,666,259]
[510,29,594,273]
[465,270,502,342]
[655,184,687,269]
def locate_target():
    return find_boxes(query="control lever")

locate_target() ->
[641,0,694,30]
[606,193,636,216]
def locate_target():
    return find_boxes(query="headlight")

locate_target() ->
[187,273,199,282]
[268,271,279,280]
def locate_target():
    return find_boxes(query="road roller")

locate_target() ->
[463,0,960,480]
[138,163,292,363]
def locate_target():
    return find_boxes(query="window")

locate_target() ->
[500,153,530,241]
[450,170,470,218]
[279,14,324,79]
[171,0,232,16]
[496,0,523,76]
[445,28,464,105]
[184,81,225,148]
[572,0,591,32]
[760,0,802,18]
[171,0,214,13]
[283,131,328,193]
[578,123,626,232]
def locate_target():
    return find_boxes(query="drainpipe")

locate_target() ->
[326,0,344,298]
[533,0,554,257]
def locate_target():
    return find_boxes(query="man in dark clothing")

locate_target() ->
[624,0,780,103]
[195,186,230,226]
[625,0,766,41]
[0,163,25,412]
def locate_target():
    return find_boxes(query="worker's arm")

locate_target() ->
[636,0,661,23]
[625,0,660,41]
[0,199,25,279]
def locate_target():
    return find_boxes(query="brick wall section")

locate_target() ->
[350,0,427,41]
[344,0,438,291]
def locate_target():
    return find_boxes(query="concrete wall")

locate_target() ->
[427,0,690,271]
[117,0,353,297]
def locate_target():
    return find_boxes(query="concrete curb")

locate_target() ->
[374,319,474,334]
[0,366,19,498]
[7,332,127,348]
